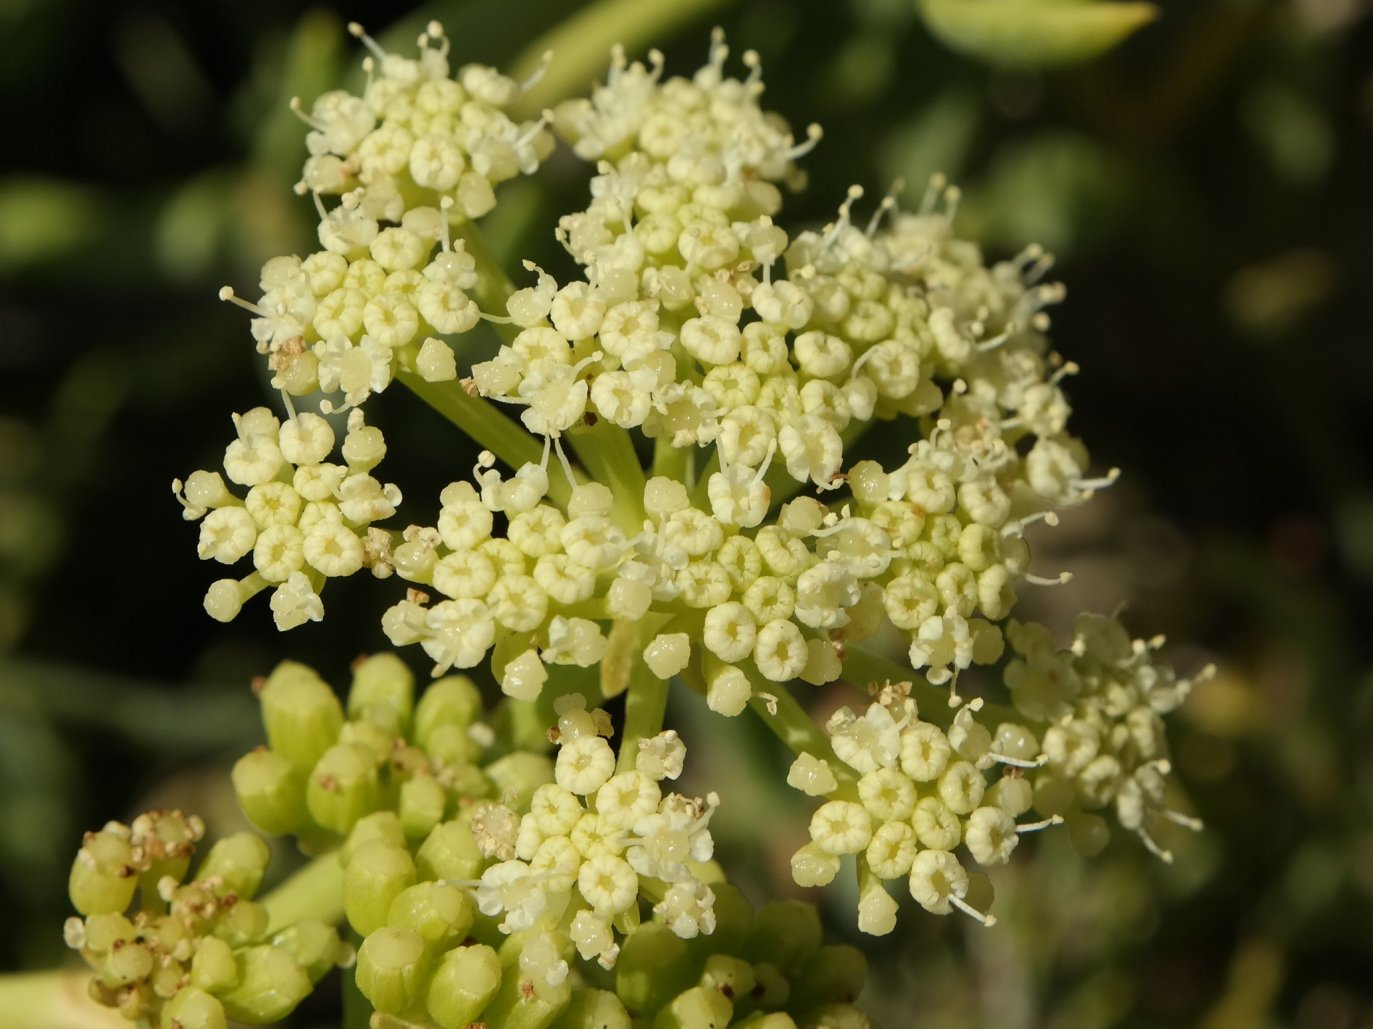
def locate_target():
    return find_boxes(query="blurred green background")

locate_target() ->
[2,0,1372,1025]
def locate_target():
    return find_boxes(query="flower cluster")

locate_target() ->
[174,407,400,630]
[1005,614,1211,860]
[65,811,341,1027]
[787,684,1058,934]
[103,19,1213,1027]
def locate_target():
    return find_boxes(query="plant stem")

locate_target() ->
[749,683,856,789]
[508,0,738,118]
[617,637,669,774]
[567,419,646,530]
[262,851,344,934]
[0,971,128,1029]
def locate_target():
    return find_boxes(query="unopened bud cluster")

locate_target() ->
[65,811,341,1027]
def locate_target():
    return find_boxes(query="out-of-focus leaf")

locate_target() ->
[0,179,108,274]
[916,0,1158,67]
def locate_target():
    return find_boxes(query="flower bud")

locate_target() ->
[271,919,342,982]
[342,811,406,866]
[306,742,382,835]
[413,675,483,750]
[218,944,312,1023]
[231,749,307,835]
[699,953,756,1000]
[69,828,137,916]
[399,773,448,840]
[653,985,733,1029]
[616,923,692,1015]
[744,901,821,972]
[415,818,484,882]
[160,986,227,1029]
[387,881,473,949]
[732,1014,797,1029]
[196,832,270,898]
[794,1003,869,1029]
[553,989,631,1029]
[477,959,572,1029]
[214,897,269,945]
[258,662,344,773]
[791,944,867,1009]
[349,652,415,735]
[344,839,417,936]
[355,926,430,1015]
[190,936,238,993]
[425,944,502,1029]
[485,752,555,810]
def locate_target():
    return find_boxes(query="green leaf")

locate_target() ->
[916,0,1158,67]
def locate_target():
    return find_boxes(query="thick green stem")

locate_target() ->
[262,851,344,934]
[618,647,669,774]
[567,418,646,531]
[395,370,573,509]
[0,971,127,1029]
[748,683,856,789]
[509,0,738,118]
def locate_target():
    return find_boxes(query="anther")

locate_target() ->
[1025,571,1073,587]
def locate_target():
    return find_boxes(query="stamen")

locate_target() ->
[218,286,264,317]
[1049,360,1080,387]
[516,109,555,150]
[520,50,553,93]
[1015,814,1063,833]
[785,123,824,162]
[1002,510,1059,537]
[865,179,904,237]
[287,96,323,131]
[1073,468,1121,495]
[1025,571,1073,587]
[950,895,996,927]
[347,22,388,64]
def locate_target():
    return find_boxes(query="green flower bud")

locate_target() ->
[387,882,473,949]
[743,901,821,972]
[218,944,312,1023]
[652,984,734,1029]
[796,1002,870,1029]
[425,943,502,1029]
[791,945,867,1009]
[100,939,154,987]
[258,661,344,773]
[349,652,415,735]
[340,718,398,763]
[479,959,572,1029]
[699,954,755,1003]
[342,811,406,867]
[617,923,694,1015]
[69,828,137,916]
[1066,810,1110,857]
[190,936,238,993]
[271,919,342,982]
[306,742,382,835]
[133,810,201,892]
[415,818,484,882]
[700,882,752,954]
[749,962,790,1010]
[196,832,270,898]
[160,986,227,1029]
[399,773,448,840]
[550,989,631,1029]
[733,1014,797,1029]
[81,912,135,954]
[355,926,430,1015]
[484,751,555,811]
[413,675,483,750]
[212,897,269,946]
[423,723,483,768]
[231,749,307,836]
[344,840,417,936]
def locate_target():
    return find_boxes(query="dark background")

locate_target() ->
[2,0,1372,1025]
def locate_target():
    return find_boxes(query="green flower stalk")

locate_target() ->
[61,12,1216,1028]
